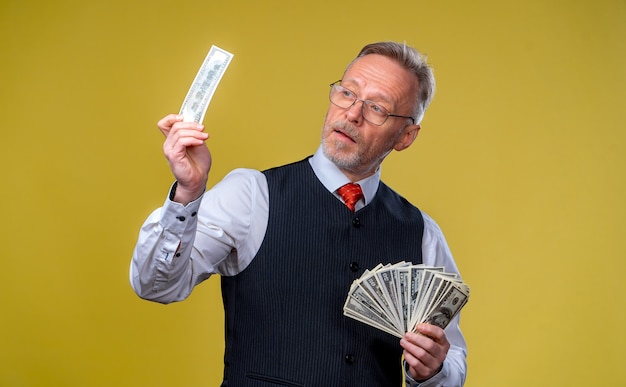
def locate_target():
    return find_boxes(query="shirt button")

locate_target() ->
[352,217,361,228]
[176,216,186,222]
[191,212,197,217]
[349,262,359,272]
[345,354,355,365]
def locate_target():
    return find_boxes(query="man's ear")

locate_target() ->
[394,124,421,151]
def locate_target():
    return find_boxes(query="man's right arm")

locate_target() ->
[129,114,213,303]
[130,169,270,304]
[129,183,206,303]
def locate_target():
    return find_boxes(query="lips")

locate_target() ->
[335,129,355,143]
[332,123,357,143]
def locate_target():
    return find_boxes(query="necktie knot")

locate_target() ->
[337,183,363,212]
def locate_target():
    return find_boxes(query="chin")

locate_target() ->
[323,143,359,170]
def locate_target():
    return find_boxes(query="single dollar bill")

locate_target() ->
[421,284,469,330]
[179,45,233,123]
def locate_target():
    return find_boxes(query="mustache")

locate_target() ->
[330,120,358,139]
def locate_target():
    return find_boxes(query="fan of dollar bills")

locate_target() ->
[343,262,469,338]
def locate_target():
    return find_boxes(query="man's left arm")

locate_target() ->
[408,212,467,386]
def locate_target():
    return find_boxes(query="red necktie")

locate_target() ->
[337,183,363,212]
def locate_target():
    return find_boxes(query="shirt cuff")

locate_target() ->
[161,182,204,239]
[404,360,447,387]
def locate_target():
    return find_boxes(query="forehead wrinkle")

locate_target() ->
[341,56,412,112]
[341,77,394,107]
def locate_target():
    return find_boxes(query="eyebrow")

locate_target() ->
[341,79,395,108]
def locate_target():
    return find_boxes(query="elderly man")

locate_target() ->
[131,41,467,386]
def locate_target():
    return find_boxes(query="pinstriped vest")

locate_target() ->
[221,158,424,386]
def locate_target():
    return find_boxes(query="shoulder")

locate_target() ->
[262,157,312,176]
[218,168,267,187]
[205,168,268,207]
[377,182,423,217]
[421,210,443,235]
[420,210,461,274]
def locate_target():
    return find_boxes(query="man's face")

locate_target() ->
[321,54,420,181]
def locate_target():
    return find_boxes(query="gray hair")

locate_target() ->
[354,41,436,124]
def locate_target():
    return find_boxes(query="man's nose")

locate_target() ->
[346,99,364,124]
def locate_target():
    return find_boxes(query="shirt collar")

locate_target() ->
[308,145,380,206]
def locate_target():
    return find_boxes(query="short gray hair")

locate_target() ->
[354,41,436,124]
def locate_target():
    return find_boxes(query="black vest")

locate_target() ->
[221,158,424,386]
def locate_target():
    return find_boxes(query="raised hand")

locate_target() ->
[157,114,212,205]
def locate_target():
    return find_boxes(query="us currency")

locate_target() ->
[410,271,458,330]
[376,267,403,331]
[380,261,412,332]
[179,45,233,123]
[397,268,410,333]
[408,266,442,327]
[421,284,469,330]
[344,289,401,338]
[361,269,401,332]
[422,277,469,320]
[343,263,469,337]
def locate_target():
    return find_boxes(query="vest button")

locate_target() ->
[349,262,359,272]
[352,217,361,228]
[345,354,355,365]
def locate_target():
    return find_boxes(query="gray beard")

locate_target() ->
[320,120,395,177]
[321,137,361,171]
[321,120,361,169]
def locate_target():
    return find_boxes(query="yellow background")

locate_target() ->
[1,0,624,386]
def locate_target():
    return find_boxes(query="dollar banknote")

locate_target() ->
[422,284,469,330]
[343,262,469,337]
[179,45,233,123]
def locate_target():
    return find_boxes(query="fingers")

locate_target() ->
[162,120,208,158]
[157,114,209,152]
[415,323,448,343]
[156,114,212,202]
[400,324,450,381]
[157,114,184,137]
[157,114,208,141]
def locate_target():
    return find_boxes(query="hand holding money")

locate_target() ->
[159,45,233,204]
[158,115,211,204]
[343,262,469,338]
[402,323,451,382]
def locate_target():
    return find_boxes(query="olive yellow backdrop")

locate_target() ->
[1,0,624,386]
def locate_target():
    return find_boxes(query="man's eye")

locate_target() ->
[369,103,386,115]
[341,90,355,99]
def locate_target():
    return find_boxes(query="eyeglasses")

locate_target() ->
[329,81,415,126]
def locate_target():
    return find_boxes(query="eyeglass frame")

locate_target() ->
[328,80,416,126]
